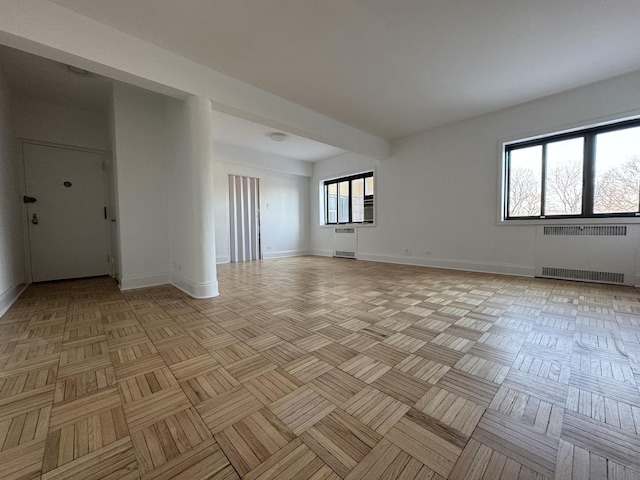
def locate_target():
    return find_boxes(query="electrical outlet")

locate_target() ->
[178,264,183,271]
[403,248,411,255]
[266,246,273,251]
[425,250,432,256]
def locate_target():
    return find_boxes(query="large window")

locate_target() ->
[504,119,640,220]
[324,171,374,224]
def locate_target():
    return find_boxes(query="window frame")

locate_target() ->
[322,170,374,225]
[503,118,640,221]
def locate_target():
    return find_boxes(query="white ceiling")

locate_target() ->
[47,0,640,140]
[0,45,343,162]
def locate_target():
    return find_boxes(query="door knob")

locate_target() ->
[31,213,38,225]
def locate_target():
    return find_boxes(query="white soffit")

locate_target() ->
[0,44,111,112]
[47,0,640,140]
[211,111,345,162]
[0,44,344,162]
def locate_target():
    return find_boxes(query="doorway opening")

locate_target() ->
[228,174,261,262]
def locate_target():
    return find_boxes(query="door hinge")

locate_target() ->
[104,207,107,219]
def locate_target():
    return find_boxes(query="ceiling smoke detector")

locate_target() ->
[269,132,288,142]
[66,65,91,76]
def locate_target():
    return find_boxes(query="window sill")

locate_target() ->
[319,223,377,228]
[498,216,640,226]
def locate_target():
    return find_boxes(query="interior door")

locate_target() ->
[228,175,261,262]
[23,143,109,282]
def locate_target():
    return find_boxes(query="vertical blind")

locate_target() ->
[228,174,261,262]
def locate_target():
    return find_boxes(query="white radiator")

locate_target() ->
[333,228,357,258]
[534,225,637,285]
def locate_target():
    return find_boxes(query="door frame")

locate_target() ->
[18,139,113,284]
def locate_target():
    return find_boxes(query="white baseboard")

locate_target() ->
[0,282,29,317]
[348,253,535,277]
[217,256,230,264]
[310,249,333,257]
[171,273,219,299]
[262,249,310,260]
[119,273,170,291]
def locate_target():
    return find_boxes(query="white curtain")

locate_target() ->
[229,175,261,262]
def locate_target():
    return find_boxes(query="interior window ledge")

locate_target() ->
[498,216,640,226]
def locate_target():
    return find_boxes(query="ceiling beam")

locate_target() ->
[0,0,390,160]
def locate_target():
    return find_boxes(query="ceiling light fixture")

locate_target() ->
[269,132,288,142]
[66,65,90,76]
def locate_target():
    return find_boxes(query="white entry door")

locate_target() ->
[23,143,109,282]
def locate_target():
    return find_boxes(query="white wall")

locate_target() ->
[111,83,170,289]
[213,143,310,263]
[12,97,107,150]
[0,71,26,315]
[311,69,640,278]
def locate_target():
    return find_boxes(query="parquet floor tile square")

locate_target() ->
[371,367,431,406]
[416,386,485,436]
[309,367,367,407]
[473,409,559,478]
[169,354,220,381]
[141,438,238,480]
[123,386,192,431]
[130,407,211,474]
[0,401,51,452]
[0,365,57,400]
[449,438,546,480]
[43,405,129,473]
[118,367,178,403]
[180,366,240,405]
[343,386,410,434]
[216,408,296,476]
[243,438,339,480]
[261,342,307,366]
[49,386,122,430]
[226,354,277,383]
[196,385,263,434]
[0,437,47,480]
[387,408,466,477]
[270,386,336,435]
[300,408,381,478]
[2,258,640,478]
[244,368,303,405]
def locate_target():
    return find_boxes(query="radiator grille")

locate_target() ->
[541,267,625,284]
[543,225,626,236]
[334,251,356,259]
[335,228,355,234]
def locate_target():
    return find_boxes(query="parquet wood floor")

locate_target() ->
[1,256,640,479]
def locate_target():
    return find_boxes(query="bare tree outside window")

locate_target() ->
[508,167,540,216]
[594,156,640,213]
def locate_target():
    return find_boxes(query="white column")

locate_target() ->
[187,96,218,296]
[169,95,218,298]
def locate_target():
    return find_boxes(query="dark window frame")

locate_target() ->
[504,118,640,220]
[324,171,374,225]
